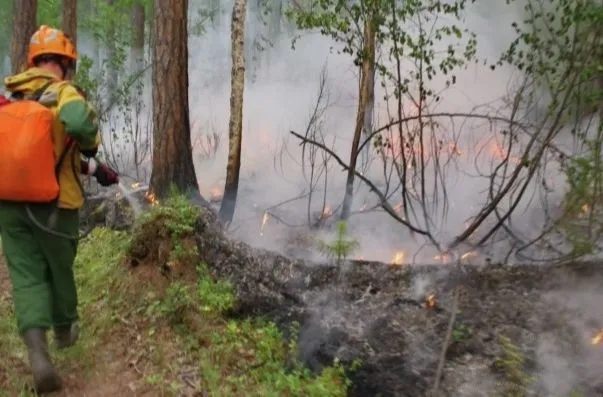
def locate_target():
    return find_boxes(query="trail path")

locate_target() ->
[0,255,157,397]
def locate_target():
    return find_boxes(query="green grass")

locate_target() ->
[0,195,352,396]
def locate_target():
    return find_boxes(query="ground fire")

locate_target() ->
[425,294,437,309]
[144,190,159,206]
[592,330,603,345]
[391,251,405,265]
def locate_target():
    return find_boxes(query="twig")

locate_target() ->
[430,285,460,397]
[290,130,442,251]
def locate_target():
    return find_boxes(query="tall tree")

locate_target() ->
[11,0,37,73]
[131,1,145,72]
[219,0,247,223]
[61,0,77,45]
[339,18,376,220]
[149,0,199,199]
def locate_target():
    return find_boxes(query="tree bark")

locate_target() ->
[106,0,118,96]
[11,0,37,74]
[131,1,145,72]
[62,0,77,45]
[149,0,199,199]
[339,19,376,220]
[218,0,247,223]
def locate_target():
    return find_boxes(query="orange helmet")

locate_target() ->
[27,25,77,67]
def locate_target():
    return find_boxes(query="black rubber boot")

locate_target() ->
[54,323,79,349]
[22,328,62,394]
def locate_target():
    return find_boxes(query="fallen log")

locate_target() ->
[88,195,603,396]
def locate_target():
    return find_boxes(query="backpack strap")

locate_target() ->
[31,80,55,102]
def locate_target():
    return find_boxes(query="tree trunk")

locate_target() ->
[149,0,199,199]
[11,0,37,74]
[131,1,145,72]
[218,0,247,223]
[62,0,77,45]
[106,0,118,97]
[339,19,376,220]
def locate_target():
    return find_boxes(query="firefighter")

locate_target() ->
[0,25,118,393]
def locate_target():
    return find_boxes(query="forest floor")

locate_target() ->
[0,201,349,397]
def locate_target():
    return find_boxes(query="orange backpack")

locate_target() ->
[0,87,59,202]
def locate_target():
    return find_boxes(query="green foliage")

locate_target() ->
[197,263,236,314]
[317,221,359,265]
[499,0,603,121]
[286,0,478,98]
[494,335,535,397]
[560,139,603,255]
[452,323,471,342]
[135,190,202,242]
[147,282,194,325]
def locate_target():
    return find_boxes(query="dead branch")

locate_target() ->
[290,130,442,250]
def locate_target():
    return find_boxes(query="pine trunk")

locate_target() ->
[62,0,78,45]
[149,0,199,199]
[11,0,37,73]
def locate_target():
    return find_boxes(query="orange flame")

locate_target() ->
[425,294,437,309]
[592,330,603,345]
[260,211,269,235]
[144,190,159,206]
[208,185,223,202]
[461,251,477,262]
[433,254,449,264]
[391,251,405,265]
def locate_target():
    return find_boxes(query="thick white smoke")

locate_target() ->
[91,0,593,265]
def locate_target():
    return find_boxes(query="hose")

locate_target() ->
[25,149,93,241]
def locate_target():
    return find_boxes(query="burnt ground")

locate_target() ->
[191,206,603,397]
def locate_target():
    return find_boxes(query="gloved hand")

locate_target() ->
[81,158,119,186]
[94,163,120,186]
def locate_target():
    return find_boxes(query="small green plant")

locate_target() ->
[197,263,236,314]
[146,282,194,325]
[134,189,201,242]
[452,323,471,342]
[316,221,359,266]
[494,335,534,397]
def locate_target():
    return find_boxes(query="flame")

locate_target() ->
[488,141,521,164]
[208,185,223,202]
[448,143,462,156]
[579,203,591,217]
[425,294,437,309]
[393,201,403,214]
[260,211,269,235]
[320,206,333,219]
[144,190,159,206]
[461,251,477,262]
[391,251,405,265]
[592,330,603,345]
[433,254,449,264]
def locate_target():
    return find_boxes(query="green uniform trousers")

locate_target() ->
[0,201,79,334]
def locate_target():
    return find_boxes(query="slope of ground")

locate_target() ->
[4,193,603,397]
[0,198,349,396]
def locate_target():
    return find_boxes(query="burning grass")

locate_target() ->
[0,195,351,396]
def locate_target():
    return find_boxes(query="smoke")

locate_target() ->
[88,0,597,265]
[69,2,603,392]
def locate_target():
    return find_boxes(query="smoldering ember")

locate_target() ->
[1,0,602,396]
